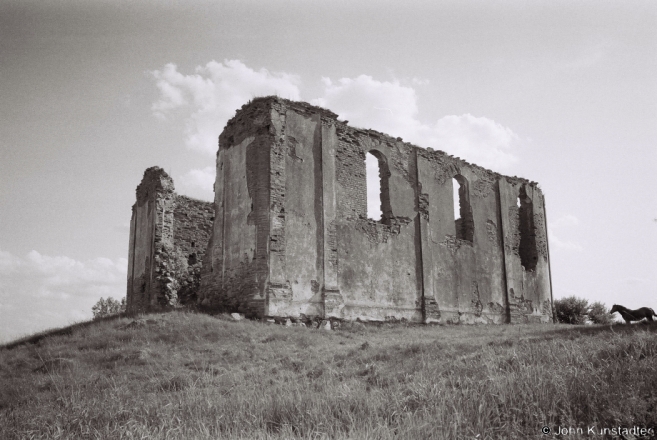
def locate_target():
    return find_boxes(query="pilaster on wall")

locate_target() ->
[267,104,291,314]
[197,148,225,307]
[413,150,440,324]
[320,118,343,317]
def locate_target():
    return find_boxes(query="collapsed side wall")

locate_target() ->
[127,168,213,313]
[172,195,214,304]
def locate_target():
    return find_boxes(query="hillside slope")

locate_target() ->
[1,312,656,439]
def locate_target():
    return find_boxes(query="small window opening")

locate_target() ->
[518,186,538,271]
[188,253,198,266]
[365,150,392,223]
[191,241,195,248]
[452,175,474,242]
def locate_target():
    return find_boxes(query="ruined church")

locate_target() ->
[126,97,554,324]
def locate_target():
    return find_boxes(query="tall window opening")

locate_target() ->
[365,150,392,223]
[452,175,474,242]
[518,185,538,271]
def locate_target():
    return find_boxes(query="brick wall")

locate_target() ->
[127,168,213,312]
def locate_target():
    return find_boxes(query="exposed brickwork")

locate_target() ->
[172,195,214,304]
[129,97,553,325]
[486,219,499,243]
[418,193,429,221]
[336,126,367,220]
[127,168,213,313]
[269,101,288,283]
[471,166,498,198]
[417,149,461,185]
[508,287,534,317]
[439,234,474,255]
[533,211,549,261]
[505,206,521,256]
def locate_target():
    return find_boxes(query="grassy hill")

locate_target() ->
[1,312,656,439]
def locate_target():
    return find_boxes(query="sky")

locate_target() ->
[1,0,655,342]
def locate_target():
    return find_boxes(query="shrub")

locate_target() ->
[588,301,613,325]
[554,296,590,324]
[92,297,126,319]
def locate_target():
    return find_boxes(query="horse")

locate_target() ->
[609,304,657,324]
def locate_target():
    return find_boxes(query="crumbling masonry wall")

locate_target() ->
[126,167,214,313]
[194,97,553,324]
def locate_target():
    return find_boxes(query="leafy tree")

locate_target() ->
[588,301,613,325]
[554,296,590,324]
[92,297,126,319]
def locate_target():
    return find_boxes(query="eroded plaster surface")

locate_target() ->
[129,98,553,324]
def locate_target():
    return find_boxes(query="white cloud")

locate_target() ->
[178,166,216,201]
[314,74,520,171]
[0,248,127,343]
[151,60,301,155]
[152,62,524,203]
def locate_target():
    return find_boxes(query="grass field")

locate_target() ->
[1,312,656,439]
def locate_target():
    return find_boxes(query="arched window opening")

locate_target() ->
[518,186,538,271]
[452,179,460,220]
[365,150,392,224]
[452,175,474,242]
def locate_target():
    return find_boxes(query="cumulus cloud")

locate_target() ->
[313,75,520,171]
[548,214,583,252]
[151,60,301,155]
[0,248,127,343]
[178,166,216,201]
[151,61,524,202]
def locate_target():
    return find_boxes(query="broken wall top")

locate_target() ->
[218,96,543,194]
[136,166,175,205]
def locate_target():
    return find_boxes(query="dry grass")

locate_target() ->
[1,312,656,439]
